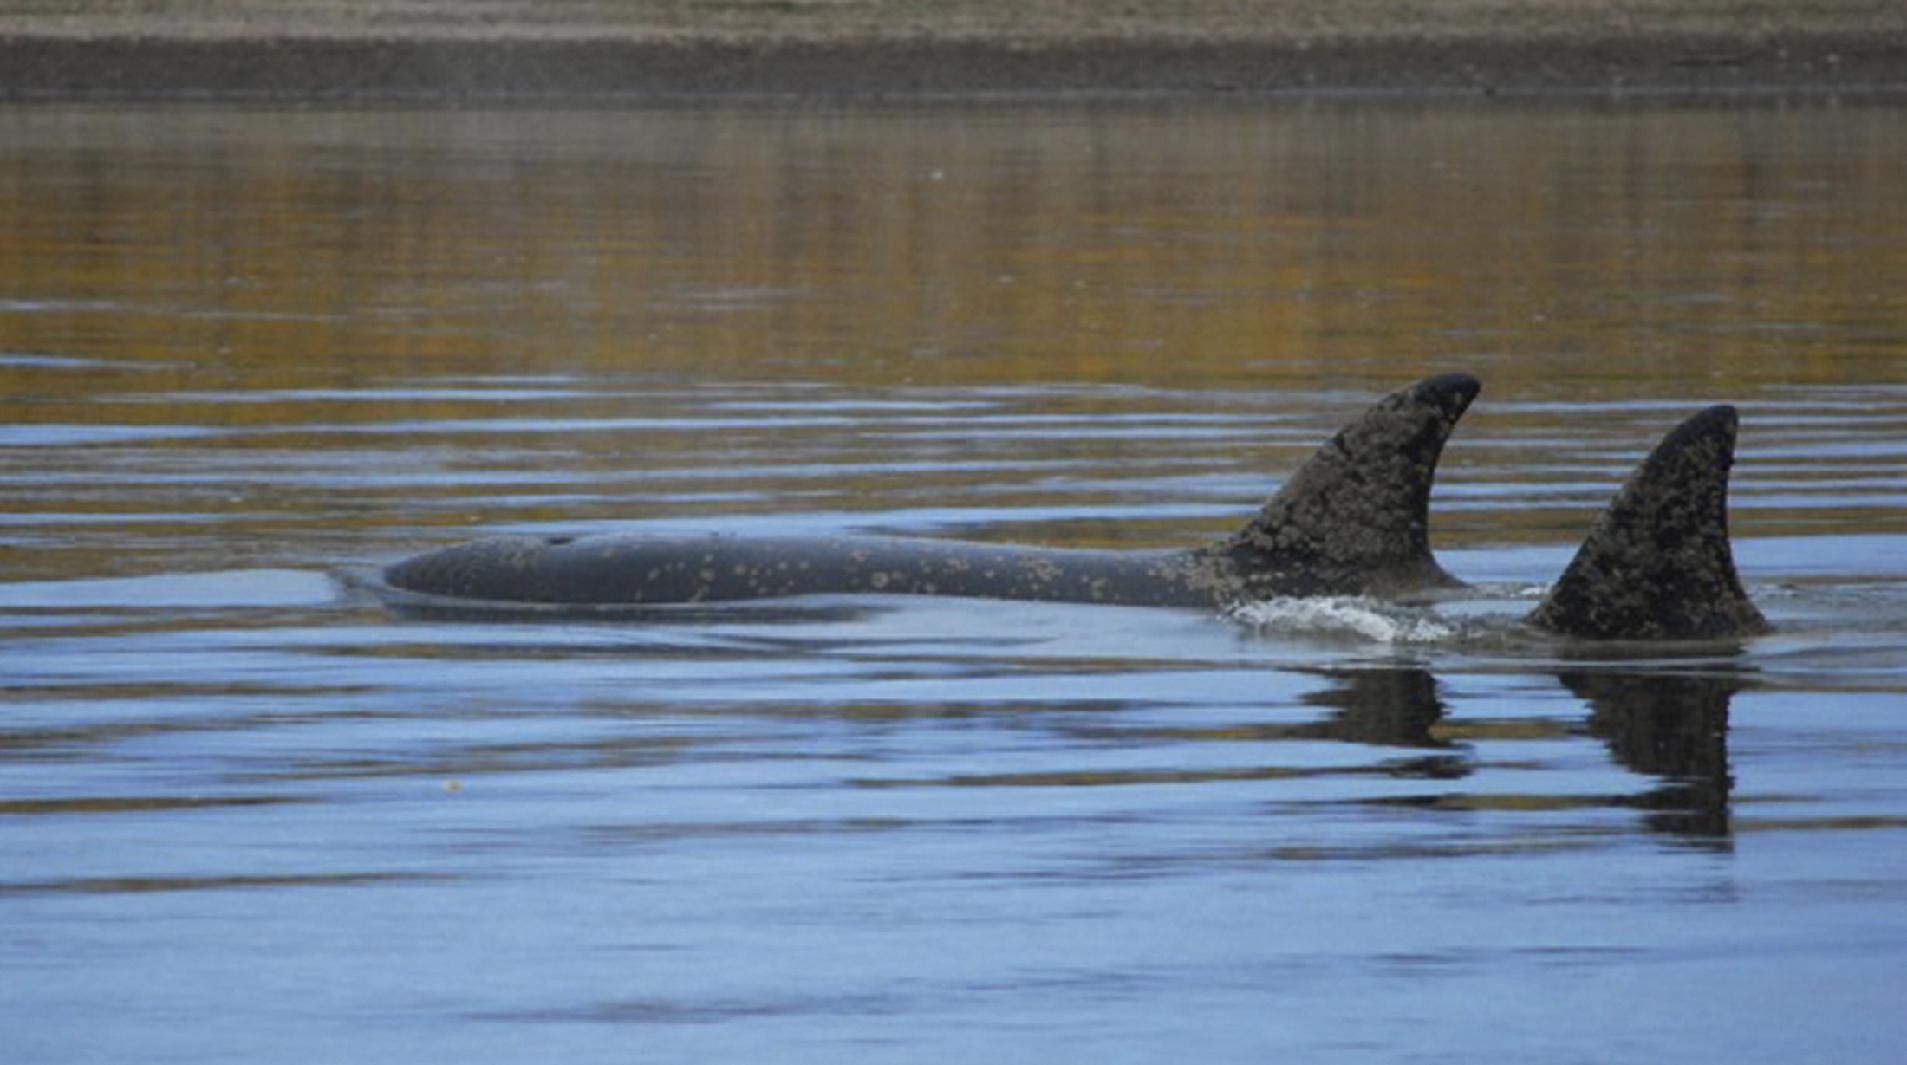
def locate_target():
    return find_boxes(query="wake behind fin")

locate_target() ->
[1530,406,1769,641]
[1220,373,1479,596]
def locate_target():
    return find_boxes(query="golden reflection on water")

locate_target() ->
[3,102,1904,401]
[3,100,1906,581]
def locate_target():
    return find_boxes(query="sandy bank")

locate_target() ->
[3,1,1904,99]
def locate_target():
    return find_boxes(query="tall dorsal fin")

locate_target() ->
[1530,406,1769,641]
[1220,373,1479,596]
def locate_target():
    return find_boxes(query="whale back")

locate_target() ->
[1529,405,1768,641]
[1216,373,1478,597]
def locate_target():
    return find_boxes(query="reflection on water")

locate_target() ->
[3,101,1904,392]
[3,100,1907,1063]
[1302,667,1451,749]
[1302,667,1744,844]
[1572,670,1742,840]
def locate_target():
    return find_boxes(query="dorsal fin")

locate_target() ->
[1220,373,1479,596]
[1530,406,1769,641]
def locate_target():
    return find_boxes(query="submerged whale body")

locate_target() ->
[379,374,1768,641]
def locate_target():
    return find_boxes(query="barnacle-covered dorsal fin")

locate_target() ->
[1530,406,1769,641]
[1222,373,1478,595]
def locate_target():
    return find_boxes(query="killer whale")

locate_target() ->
[382,374,1480,611]
[377,375,1770,641]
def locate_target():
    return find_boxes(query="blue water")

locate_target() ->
[3,100,1907,1062]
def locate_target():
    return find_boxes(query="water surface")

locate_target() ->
[3,100,1906,1063]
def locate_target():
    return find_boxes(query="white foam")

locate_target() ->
[1226,596,1457,645]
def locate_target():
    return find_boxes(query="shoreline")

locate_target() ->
[3,0,1905,102]
[4,33,1905,102]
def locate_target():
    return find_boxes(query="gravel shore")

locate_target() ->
[3,1,1904,99]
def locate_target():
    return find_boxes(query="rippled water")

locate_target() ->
[3,100,1906,1062]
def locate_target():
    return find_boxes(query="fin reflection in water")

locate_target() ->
[1567,670,1745,842]
[1322,665,1743,844]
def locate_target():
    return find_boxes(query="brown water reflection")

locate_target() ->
[3,102,1903,395]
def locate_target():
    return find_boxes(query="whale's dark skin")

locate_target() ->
[379,376,1771,642]
[1528,404,1768,641]
[383,374,1481,611]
